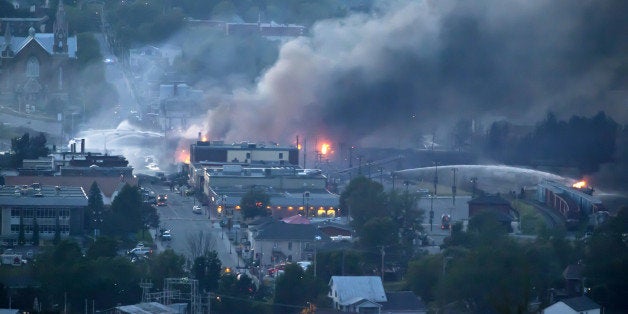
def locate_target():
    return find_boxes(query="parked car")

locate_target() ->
[192,205,202,214]
[127,247,152,256]
[161,230,172,241]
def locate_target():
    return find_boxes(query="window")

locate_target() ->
[279,153,283,159]
[288,241,292,250]
[246,153,251,159]
[273,242,279,248]
[26,57,40,77]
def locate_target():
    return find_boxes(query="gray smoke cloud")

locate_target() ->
[196,0,626,148]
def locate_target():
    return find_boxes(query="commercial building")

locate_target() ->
[0,184,86,245]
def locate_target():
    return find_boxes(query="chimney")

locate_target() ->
[81,139,85,153]
[198,132,201,141]
[71,143,76,153]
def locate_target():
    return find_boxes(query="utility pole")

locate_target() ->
[380,246,385,281]
[303,137,307,169]
[451,167,457,206]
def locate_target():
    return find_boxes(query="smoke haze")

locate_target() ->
[190,0,626,148]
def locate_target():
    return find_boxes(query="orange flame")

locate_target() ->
[572,180,586,189]
[321,143,330,155]
[177,149,190,164]
[201,135,208,142]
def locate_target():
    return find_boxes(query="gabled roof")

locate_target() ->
[329,276,387,305]
[562,264,584,280]
[255,221,327,241]
[383,291,426,311]
[1,33,77,58]
[561,296,600,311]
[282,214,310,224]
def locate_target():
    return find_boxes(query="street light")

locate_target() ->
[313,235,321,277]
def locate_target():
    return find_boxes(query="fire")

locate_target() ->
[201,135,208,142]
[572,180,586,189]
[297,143,302,150]
[321,143,330,155]
[177,149,190,164]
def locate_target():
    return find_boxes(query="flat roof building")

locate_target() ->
[0,184,87,245]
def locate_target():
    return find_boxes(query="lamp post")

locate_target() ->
[303,191,310,218]
[313,235,321,277]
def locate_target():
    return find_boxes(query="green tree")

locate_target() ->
[31,217,39,246]
[192,251,222,292]
[339,176,387,229]
[273,264,318,313]
[240,187,271,219]
[10,133,49,168]
[86,236,118,259]
[17,215,25,246]
[214,272,261,313]
[584,206,628,311]
[53,216,61,245]
[149,249,186,289]
[87,181,104,232]
[103,184,143,235]
[406,254,446,302]
[359,217,397,249]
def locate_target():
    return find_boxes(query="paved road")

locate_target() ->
[146,183,244,272]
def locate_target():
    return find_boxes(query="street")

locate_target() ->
[145,183,244,272]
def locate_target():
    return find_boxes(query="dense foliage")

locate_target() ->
[240,187,271,219]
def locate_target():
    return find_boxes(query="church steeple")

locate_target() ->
[2,22,14,57]
[53,1,68,53]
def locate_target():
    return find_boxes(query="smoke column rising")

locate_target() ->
[201,0,626,147]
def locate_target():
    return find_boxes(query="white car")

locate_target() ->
[127,247,152,256]
[192,205,203,214]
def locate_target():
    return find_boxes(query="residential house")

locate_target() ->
[543,296,600,314]
[248,220,328,266]
[329,276,387,313]
[467,194,518,232]
[382,291,427,314]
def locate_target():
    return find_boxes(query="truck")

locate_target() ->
[156,194,168,206]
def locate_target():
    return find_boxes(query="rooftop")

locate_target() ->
[0,184,87,206]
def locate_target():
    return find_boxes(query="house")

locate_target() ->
[467,194,518,231]
[543,296,600,314]
[329,276,387,313]
[248,220,328,266]
[382,291,427,314]
[115,302,180,314]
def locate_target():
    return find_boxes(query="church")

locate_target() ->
[0,2,77,116]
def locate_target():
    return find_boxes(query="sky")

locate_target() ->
[186,0,626,149]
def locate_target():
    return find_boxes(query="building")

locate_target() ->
[543,296,600,314]
[191,140,299,166]
[0,2,77,114]
[467,194,518,231]
[0,184,86,245]
[382,291,427,314]
[247,220,328,266]
[329,276,387,313]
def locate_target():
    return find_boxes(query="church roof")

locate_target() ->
[1,33,77,58]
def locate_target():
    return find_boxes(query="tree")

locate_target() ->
[53,216,61,245]
[240,187,271,219]
[87,181,104,232]
[186,230,216,262]
[149,249,186,289]
[192,251,222,292]
[583,206,628,311]
[86,236,118,259]
[10,133,49,168]
[359,217,397,249]
[17,215,25,246]
[103,184,143,235]
[31,217,39,246]
[339,176,387,229]
[273,264,318,313]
